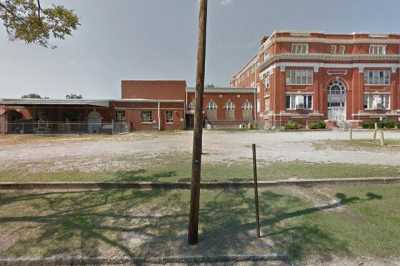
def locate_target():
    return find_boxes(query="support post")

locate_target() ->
[252,144,261,238]
[380,130,385,146]
[373,122,378,140]
[157,101,161,131]
[188,0,208,245]
[349,126,353,141]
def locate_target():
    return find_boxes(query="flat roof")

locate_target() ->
[186,87,256,94]
[115,99,185,103]
[0,99,111,107]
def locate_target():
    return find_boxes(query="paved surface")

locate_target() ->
[1,130,400,172]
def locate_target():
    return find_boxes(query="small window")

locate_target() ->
[286,95,312,110]
[286,69,313,85]
[207,100,218,110]
[364,70,390,85]
[116,110,125,121]
[338,45,346,54]
[188,100,195,111]
[166,111,173,123]
[329,45,337,54]
[369,45,386,55]
[141,111,153,122]
[364,94,390,110]
[291,43,309,54]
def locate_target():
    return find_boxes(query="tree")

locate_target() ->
[66,93,82,99]
[21,93,42,98]
[0,0,80,48]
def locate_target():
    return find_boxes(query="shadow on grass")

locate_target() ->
[114,169,177,182]
[0,188,382,262]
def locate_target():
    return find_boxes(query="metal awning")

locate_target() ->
[0,99,110,107]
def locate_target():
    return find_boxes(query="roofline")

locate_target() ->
[231,55,258,79]
[115,99,185,103]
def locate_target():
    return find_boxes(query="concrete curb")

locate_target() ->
[1,177,400,190]
[0,254,288,265]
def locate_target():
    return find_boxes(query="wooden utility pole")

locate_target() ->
[252,144,261,238]
[188,0,208,245]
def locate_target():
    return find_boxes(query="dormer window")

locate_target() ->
[291,43,308,54]
[369,45,386,55]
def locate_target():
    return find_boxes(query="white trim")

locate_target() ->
[261,36,400,51]
[259,62,400,77]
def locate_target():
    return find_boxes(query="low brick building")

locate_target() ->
[0,80,256,134]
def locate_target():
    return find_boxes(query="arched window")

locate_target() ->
[224,100,235,121]
[242,100,253,122]
[207,100,218,110]
[224,100,235,111]
[242,100,253,110]
[206,100,218,121]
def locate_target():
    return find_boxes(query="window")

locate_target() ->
[225,100,235,121]
[264,51,270,61]
[115,110,125,121]
[364,94,390,110]
[166,111,173,123]
[286,69,313,85]
[141,111,153,122]
[286,95,312,110]
[264,73,271,89]
[329,45,337,54]
[291,43,308,54]
[207,100,218,121]
[242,101,253,121]
[338,45,346,54]
[364,70,390,85]
[188,100,195,111]
[207,100,218,110]
[369,45,386,55]
[242,100,253,110]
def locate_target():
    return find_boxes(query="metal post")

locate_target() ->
[373,122,378,140]
[349,126,353,141]
[188,0,208,245]
[252,144,261,238]
[158,101,161,131]
[380,130,385,146]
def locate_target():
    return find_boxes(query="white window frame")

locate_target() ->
[329,45,337,54]
[363,94,390,110]
[286,69,313,85]
[224,100,235,111]
[165,111,174,123]
[364,70,391,85]
[207,100,218,110]
[286,95,313,110]
[369,45,386,55]
[141,111,153,123]
[291,43,309,54]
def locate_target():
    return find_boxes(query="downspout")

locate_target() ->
[158,101,161,131]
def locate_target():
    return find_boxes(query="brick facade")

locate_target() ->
[231,31,400,128]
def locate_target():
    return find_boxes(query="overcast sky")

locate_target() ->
[1,0,400,99]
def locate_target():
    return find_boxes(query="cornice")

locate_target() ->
[261,36,400,52]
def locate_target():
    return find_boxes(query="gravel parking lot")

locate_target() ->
[1,130,400,172]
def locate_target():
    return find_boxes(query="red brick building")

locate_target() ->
[231,31,400,128]
[0,81,256,134]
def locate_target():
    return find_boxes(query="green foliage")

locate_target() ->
[21,93,42,99]
[383,119,396,129]
[0,0,80,47]
[285,120,299,130]
[362,121,374,129]
[309,121,326,130]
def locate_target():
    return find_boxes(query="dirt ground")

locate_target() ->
[1,130,400,172]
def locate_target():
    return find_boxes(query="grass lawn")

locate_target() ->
[1,184,400,263]
[313,139,400,151]
[1,157,400,183]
